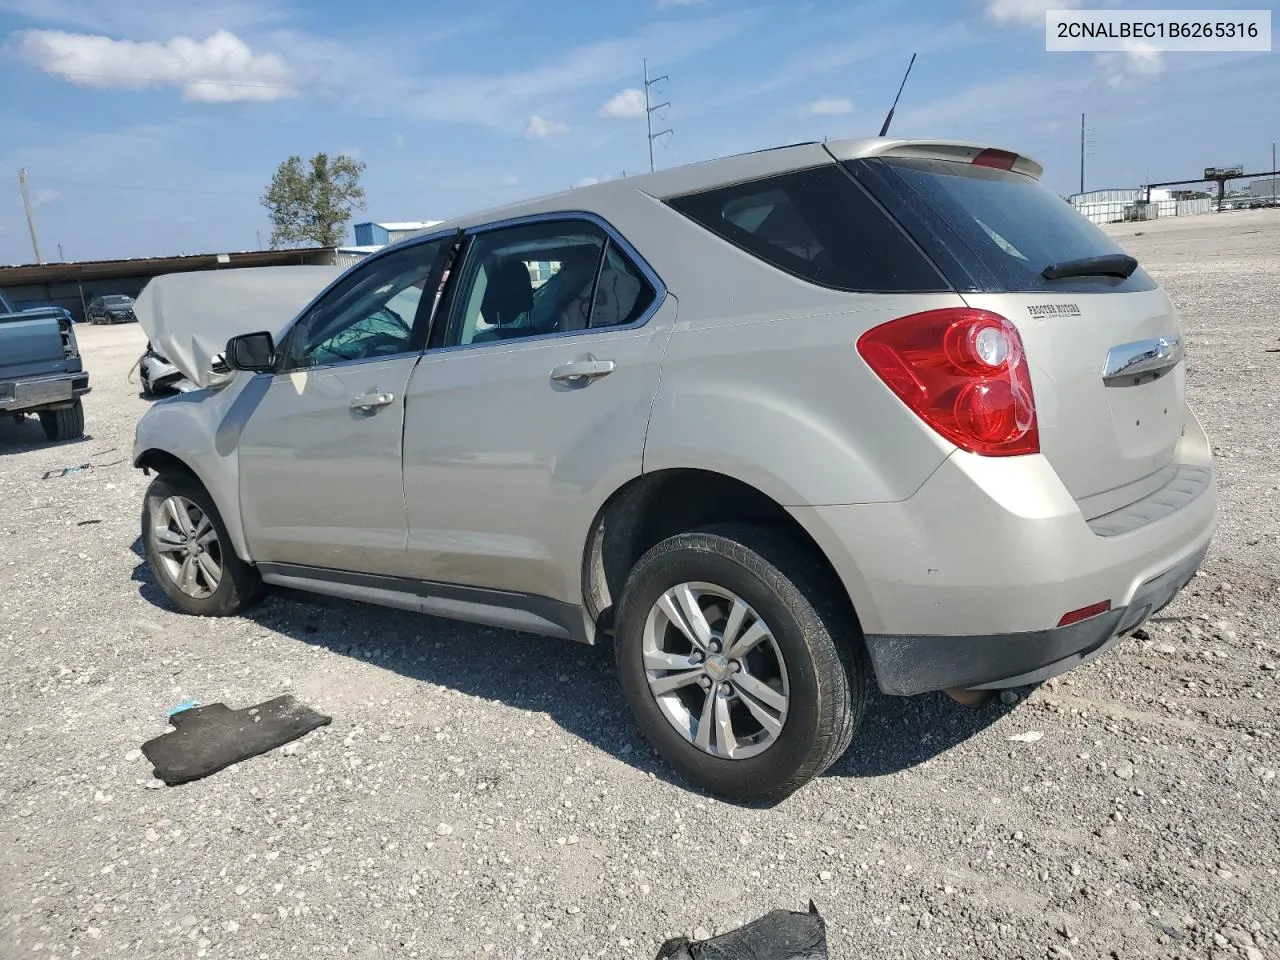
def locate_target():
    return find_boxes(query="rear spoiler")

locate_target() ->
[822,138,1044,180]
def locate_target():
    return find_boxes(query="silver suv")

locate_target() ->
[134,137,1217,803]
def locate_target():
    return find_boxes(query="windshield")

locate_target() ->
[861,157,1156,294]
[105,295,133,305]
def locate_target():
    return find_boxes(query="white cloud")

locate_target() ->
[657,0,704,7]
[176,214,198,224]
[1097,43,1165,87]
[599,88,647,119]
[573,176,603,188]
[14,28,295,102]
[802,96,853,116]
[984,0,1078,28]
[498,175,521,187]
[31,187,61,206]
[0,0,292,40]
[525,115,569,139]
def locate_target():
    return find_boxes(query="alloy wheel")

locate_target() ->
[150,495,222,599]
[641,581,790,760]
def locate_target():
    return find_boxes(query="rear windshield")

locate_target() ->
[105,296,133,304]
[860,158,1156,294]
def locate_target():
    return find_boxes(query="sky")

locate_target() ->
[0,0,1276,265]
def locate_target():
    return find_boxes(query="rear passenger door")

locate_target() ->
[399,215,674,607]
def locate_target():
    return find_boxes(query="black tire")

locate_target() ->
[141,472,265,617]
[614,522,869,804]
[38,399,84,441]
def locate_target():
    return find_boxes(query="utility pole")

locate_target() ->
[1273,140,1276,205]
[57,242,64,261]
[18,168,43,264]
[643,59,672,173]
[1079,113,1086,196]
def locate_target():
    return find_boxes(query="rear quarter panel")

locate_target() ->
[620,194,963,506]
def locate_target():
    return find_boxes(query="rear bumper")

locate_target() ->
[0,372,91,412]
[863,542,1206,695]
[788,402,1216,694]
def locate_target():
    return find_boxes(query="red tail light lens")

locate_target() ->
[972,148,1018,171]
[857,308,1039,456]
[1058,600,1112,627]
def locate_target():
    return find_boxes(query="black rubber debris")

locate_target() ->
[141,695,332,786]
[654,902,827,960]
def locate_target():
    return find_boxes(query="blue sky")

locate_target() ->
[0,0,1275,264]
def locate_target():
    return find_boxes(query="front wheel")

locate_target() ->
[614,523,869,804]
[142,473,265,616]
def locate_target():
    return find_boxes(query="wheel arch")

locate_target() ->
[135,447,252,563]
[580,468,867,645]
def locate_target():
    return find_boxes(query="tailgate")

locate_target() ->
[963,289,1185,510]
[0,315,69,378]
[842,150,1189,515]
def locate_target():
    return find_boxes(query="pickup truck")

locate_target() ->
[0,287,90,441]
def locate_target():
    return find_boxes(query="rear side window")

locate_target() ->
[862,158,1157,294]
[591,241,655,328]
[666,166,948,293]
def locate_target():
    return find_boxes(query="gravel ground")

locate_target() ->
[2,211,1278,960]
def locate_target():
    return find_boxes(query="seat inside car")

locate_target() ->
[473,258,535,342]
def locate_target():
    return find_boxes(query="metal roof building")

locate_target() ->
[0,246,339,324]
[352,220,443,247]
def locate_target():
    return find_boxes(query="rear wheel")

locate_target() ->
[614,523,868,804]
[38,399,84,441]
[142,473,265,617]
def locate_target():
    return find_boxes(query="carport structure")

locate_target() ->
[1144,166,1280,211]
[0,247,338,323]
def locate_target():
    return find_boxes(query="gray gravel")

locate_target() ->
[2,211,1278,960]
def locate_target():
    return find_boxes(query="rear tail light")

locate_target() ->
[857,307,1039,456]
[57,317,79,358]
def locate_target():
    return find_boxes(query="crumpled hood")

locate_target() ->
[134,265,345,388]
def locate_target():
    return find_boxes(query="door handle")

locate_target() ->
[550,357,616,384]
[1102,335,1184,385]
[350,391,395,411]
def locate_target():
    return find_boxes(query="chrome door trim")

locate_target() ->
[1102,334,1184,384]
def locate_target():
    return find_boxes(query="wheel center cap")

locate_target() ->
[704,654,730,681]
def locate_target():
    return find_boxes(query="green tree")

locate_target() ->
[261,152,367,249]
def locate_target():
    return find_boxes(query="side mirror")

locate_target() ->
[225,332,276,372]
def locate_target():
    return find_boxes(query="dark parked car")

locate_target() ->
[87,294,137,324]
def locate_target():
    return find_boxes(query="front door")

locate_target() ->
[400,217,672,604]
[237,237,450,575]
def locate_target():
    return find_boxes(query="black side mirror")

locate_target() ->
[225,332,276,372]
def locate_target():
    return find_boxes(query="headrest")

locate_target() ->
[480,258,534,326]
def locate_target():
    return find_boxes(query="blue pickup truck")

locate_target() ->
[0,287,90,441]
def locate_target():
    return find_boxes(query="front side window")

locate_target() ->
[279,240,445,371]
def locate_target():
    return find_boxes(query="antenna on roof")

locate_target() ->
[878,52,916,138]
